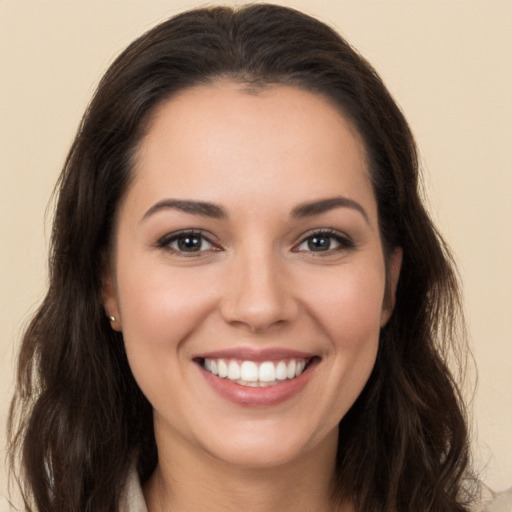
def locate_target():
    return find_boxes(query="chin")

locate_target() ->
[196,418,339,471]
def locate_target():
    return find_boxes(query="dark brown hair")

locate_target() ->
[9,4,476,511]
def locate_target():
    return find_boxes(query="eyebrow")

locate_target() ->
[142,199,227,221]
[141,196,369,223]
[291,196,369,224]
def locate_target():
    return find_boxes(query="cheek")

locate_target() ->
[115,258,218,363]
[289,261,386,434]
[311,262,385,414]
[116,260,222,415]
[300,260,386,349]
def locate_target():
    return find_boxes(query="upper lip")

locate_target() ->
[193,348,317,362]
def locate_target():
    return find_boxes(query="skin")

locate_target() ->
[103,82,401,512]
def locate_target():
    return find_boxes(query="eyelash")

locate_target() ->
[156,228,354,256]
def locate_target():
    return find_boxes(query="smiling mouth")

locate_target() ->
[197,357,314,387]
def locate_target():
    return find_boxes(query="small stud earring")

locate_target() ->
[109,315,116,323]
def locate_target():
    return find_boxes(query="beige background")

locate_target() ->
[1,0,511,503]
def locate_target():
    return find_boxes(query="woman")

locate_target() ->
[8,4,480,511]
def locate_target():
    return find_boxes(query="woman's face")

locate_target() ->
[104,83,401,470]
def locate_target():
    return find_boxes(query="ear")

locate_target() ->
[380,247,402,327]
[101,265,122,332]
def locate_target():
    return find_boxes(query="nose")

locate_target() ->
[220,247,299,333]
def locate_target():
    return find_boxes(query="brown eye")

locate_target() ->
[176,234,205,252]
[295,230,354,254]
[157,231,216,254]
[306,235,333,252]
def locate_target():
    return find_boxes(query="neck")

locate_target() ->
[143,427,351,512]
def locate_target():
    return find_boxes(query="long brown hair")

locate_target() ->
[9,4,476,511]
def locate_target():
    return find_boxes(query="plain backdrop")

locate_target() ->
[1,0,511,503]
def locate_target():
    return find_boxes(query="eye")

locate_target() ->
[157,230,217,254]
[294,230,354,253]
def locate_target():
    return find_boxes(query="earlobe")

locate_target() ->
[101,269,122,332]
[381,247,402,327]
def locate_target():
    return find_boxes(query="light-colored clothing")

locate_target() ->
[118,467,512,512]
[119,466,148,512]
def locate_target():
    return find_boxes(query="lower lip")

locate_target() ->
[198,360,317,407]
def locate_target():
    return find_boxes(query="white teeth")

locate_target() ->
[202,357,311,385]
[218,359,228,378]
[259,362,275,382]
[228,360,241,380]
[276,361,288,380]
[287,360,296,379]
[240,361,258,382]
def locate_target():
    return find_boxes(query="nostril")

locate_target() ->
[218,255,299,332]
[219,289,298,332]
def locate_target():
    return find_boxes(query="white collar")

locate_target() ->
[119,465,148,512]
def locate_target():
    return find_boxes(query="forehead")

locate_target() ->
[127,82,375,220]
